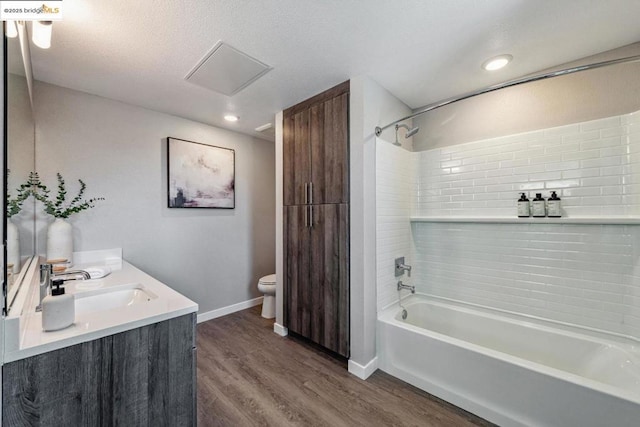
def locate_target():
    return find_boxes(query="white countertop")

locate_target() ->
[4,257,198,363]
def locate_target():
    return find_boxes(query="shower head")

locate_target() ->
[405,126,420,138]
[395,123,420,139]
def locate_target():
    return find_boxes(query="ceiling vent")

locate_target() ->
[185,41,272,96]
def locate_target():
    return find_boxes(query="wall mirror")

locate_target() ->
[4,22,36,314]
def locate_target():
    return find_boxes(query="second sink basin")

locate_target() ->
[74,284,157,315]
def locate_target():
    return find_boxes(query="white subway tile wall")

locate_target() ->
[376,140,416,310]
[413,222,640,337]
[415,111,640,217]
[376,111,640,337]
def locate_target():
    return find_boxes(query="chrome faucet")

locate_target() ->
[54,270,91,281]
[36,263,53,312]
[397,280,415,294]
[36,265,91,312]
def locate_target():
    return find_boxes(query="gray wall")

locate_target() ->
[348,75,412,373]
[33,81,276,314]
[413,42,640,151]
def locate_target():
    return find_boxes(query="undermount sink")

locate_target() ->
[74,284,157,315]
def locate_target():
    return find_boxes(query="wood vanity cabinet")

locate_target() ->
[283,81,350,357]
[2,313,196,427]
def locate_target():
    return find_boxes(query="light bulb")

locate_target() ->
[32,21,53,49]
[5,21,17,38]
[482,54,513,71]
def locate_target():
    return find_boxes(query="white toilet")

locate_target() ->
[257,274,276,319]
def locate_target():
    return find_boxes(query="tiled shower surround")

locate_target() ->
[376,111,640,338]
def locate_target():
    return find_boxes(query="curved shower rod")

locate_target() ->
[374,54,640,137]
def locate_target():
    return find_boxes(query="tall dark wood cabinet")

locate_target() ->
[283,81,350,357]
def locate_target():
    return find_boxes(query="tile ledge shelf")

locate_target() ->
[409,216,640,225]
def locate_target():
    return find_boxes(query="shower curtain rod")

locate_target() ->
[374,54,640,137]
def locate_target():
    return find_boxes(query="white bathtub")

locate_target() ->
[377,295,640,427]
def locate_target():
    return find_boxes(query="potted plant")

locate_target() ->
[30,172,104,264]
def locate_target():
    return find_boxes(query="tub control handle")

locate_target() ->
[395,257,412,277]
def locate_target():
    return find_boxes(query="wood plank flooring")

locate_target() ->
[197,306,493,427]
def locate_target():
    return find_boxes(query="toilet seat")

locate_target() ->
[259,274,276,285]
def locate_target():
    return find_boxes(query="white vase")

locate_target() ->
[47,218,73,264]
[7,219,20,273]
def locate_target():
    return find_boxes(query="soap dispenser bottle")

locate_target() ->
[532,193,546,217]
[42,279,75,332]
[517,193,530,217]
[547,191,562,217]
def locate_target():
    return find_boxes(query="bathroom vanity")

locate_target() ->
[2,252,198,426]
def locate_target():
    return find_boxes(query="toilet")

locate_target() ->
[257,274,276,319]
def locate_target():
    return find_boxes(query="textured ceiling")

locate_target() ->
[28,0,640,141]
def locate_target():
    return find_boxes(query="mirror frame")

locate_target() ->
[3,25,8,315]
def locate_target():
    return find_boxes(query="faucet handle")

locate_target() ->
[394,257,412,277]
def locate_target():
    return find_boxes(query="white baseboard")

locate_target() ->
[273,322,288,336]
[197,296,263,323]
[348,357,378,380]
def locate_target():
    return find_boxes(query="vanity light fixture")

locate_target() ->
[224,115,239,122]
[5,20,18,38]
[482,54,513,71]
[32,21,53,49]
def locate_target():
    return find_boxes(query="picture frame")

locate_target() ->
[167,137,235,209]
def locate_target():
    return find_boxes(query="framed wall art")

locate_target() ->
[167,137,235,209]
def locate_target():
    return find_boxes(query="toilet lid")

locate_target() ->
[259,274,276,285]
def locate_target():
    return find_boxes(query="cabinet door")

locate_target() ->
[309,203,350,357]
[283,109,311,206]
[310,93,349,204]
[284,205,312,337]
[2,314,196,426]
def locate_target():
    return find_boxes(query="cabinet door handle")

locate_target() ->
[304,182,309,205]
[309,205,314,228]
[309,182,313,204]
[304,205,309,228]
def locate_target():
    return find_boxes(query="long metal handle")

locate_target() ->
[304,182,308,205]
[304,205,308,228]
[309,182,313,204]
[309,205,313,228]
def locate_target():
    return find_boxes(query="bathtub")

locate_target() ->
[377,295,640,427]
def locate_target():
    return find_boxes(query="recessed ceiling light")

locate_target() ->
[482,54,513,71]
[224,115,239,122]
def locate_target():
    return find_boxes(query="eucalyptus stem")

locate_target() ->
[30,172,104,219]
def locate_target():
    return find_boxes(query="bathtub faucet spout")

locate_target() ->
[397,280,415,294]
